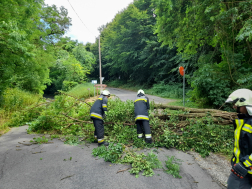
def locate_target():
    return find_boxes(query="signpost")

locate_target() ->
[95,84,107,95]
[91,80,97,97]
[179,66,185,106]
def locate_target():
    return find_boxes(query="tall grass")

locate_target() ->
[1,88,42,112]
[66,83,96,99]
[0,109,9,135]
[0,88,42,134]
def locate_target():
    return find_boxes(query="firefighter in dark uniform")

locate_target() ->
[225,89,252,189]
[90,90,110,147]
[134,89,152,144]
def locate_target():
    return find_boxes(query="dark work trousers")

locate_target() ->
[136,120,151,136]
[227,172,252,189]
[92,118,104,139]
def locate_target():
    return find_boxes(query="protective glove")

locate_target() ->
[103,111,108,119]
[231,162,248,179]
[242,155,252,170]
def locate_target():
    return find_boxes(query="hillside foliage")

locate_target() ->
[88,0,252,108]
[1,0,252,108]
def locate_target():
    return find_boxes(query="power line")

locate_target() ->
[67,0,95,36]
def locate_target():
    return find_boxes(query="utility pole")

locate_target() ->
[99,36,102,85]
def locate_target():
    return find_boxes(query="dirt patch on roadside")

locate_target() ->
[85,96,98,103]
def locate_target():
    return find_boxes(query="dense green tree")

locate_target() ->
[72,44,96,73]
[84,42,92,52]
[45,40,96,94]
[0,0,72,95]
[88,38,100,81]
[40,4,72,39]
[96,0,196,88]
[153,0,252,107]
[55,37,78,53]
[0,0,44,94]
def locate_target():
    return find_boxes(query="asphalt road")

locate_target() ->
[0,88,225,189]
[107,87,176,104]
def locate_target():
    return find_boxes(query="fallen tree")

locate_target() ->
[10,94,234,157]
[153,104,237,125]
[154,104,236,114]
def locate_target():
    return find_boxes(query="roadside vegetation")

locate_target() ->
[0,88,42,135]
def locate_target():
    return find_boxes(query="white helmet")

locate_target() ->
[225,88,252,115]
[137,89,145,95]
[102,90,110,97]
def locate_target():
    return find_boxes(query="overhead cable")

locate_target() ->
[67,0,95,36]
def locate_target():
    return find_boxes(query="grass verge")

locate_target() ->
[0,88,43,135]
[107,80,201,108]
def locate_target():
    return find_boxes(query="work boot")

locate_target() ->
[98,141,109,147]
[145,138,152,144]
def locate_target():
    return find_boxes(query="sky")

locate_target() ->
[44,0,134,44]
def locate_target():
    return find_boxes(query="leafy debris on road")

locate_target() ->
[60,174,75,181]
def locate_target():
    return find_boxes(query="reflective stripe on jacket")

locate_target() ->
[232,114,252,175]
[134,95,150,122]
[90,95,108,121]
